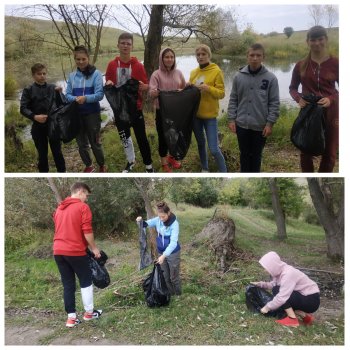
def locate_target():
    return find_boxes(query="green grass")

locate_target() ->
[5,204,344,345]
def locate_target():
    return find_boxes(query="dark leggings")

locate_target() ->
[272,286,320,313]
[54,255,92,314]
[115,110,152,165]
[155,109,169,158]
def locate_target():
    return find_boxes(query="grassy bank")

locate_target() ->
[5,204,344,345]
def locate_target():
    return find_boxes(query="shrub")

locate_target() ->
[5,76,18,98]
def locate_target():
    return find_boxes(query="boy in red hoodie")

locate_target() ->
[53,182,102,327]
[105,32,153,173]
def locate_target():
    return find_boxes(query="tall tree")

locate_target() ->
[308,5,324,26]
[324,5,338,28]
[20,4,111,64]
[307,178,344,260]
[143,5,165,79]
[268,178,287,240]
[283,27,294,39]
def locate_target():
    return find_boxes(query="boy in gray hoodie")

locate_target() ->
[227,43,280,172]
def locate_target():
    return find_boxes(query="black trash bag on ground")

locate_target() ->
[158,85,201,160]
[48,92,80,143]
[290,94,325,156]
[104,79,139,125]
[143,263,171,307]
[87,249,110,289]
[245,284,279,317]
[138,221,152,271]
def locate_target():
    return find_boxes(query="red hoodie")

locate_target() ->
[53,197,93,256]
[105,56,148,110]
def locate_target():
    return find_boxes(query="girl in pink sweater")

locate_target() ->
[149,48,186,172]
[253,251,320,327]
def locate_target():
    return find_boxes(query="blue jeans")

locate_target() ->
[236,125,267,173]
[193,117,227,172]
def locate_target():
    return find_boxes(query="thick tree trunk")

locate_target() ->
[268,178,287,240]
[307,178,344,260]
[143,5,164,79]
[133,179,157,259]
[47,178,63,203]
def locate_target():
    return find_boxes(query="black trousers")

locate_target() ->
[115,110,152,165]
[236,125,266,173]
[54,255,92,314]
[272,286,320,313]
[155,109,169,158]
[31,123,66,172]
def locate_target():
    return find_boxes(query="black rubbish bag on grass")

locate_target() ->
[48,92,80,143]
[245,284,279,317]
[158,85,201,160]
[87,249,110,289]
[104,79,139,125]
[143,263,170,307]
[290,94,325,156]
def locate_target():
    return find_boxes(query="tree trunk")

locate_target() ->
[47,178,63,203]
[307,178,344,260]
[133,179,157,259]
[143,5,164,79]
[268,178,287,240]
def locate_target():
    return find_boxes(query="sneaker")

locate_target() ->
[66,317,81,328]
[83,309,103,321]
[84,166,95,173]
[122,161,136,173]
[275,316,299,327]
[162,163,172,173]
[167,156,182,169]
[146,167,154,173]
[201,169,209,173]
[302,313,315,325]
[99,165,107,173]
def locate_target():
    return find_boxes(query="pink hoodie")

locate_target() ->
[149,48,186,109]
[257,251,320,311]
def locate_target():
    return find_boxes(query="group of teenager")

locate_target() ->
[54,182,320,328]
[21,25,339,173]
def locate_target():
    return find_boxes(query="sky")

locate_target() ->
[234,4,332,34]
[4,4,339,35]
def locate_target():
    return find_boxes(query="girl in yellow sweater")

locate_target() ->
[189,44,227,172]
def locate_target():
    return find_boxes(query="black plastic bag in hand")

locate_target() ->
[87,250,110,289]
[138,220,152,271]
[290,94,325,156]
[245,284,279,317]
[158,85,201,160]
[48,92,80,143]
[143,263,170,307]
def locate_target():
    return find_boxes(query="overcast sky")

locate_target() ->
[234,4,338,34]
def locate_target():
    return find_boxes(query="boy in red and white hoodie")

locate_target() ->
[53,182,102,327]
[252,251,320,327]
[105,32,153,173]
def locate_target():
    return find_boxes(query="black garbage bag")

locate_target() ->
[104,78,139,125]
[158,85,201,160]
[138,220,152,271]
[290,94,325,156]
[245,284,280,317]
[48,92,80,143]
[143,263,171,307]
[87,249,110,289]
